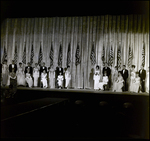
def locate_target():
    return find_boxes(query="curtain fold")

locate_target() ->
[1,15,149,88]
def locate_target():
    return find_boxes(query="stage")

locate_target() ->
[1,86,149,140]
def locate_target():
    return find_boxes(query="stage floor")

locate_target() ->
[1,86,149,96]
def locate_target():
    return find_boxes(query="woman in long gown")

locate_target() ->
[113,71,124,92]
[33,63,39,87]
[132,72,141,93]
[48,66,55,88]
[16,62,26,86]
[7,68,17,95]
[2,60,9,86]
[65,66,71,89]
[25,68,33,88]
[129,65,136,92]
[93,65,100,90]
[57,72,64,89]
[146,67,149,93]
[41,70,47,88]
[98,71,108,90]
[112,66,118,88]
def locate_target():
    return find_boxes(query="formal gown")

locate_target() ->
[132,77,140,93]
[98,76,108,90]
[2,64,9,85]
[49,69,55,88]
[25,73,33,88]
[112,70,118,86]
[16,67,26,86]
[113,75,124,92]
[57,75,63,87]
[7,72,17,93]
[41,73,47,88]
[93,74,100,90]
[146,72,149,93]
[65,70,71,88]
[33,67,39,87]
[129,71,136,92]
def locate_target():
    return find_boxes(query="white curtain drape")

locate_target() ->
[1,15,149,88]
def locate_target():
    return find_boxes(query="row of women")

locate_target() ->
[1,60,149,93]
[93,64,149,93]
[1,60,71,89]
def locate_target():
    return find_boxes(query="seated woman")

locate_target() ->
[112,71,124,92]
[57,72,64,89]
[2,60,9,87]
[25,68,33,88]
[41,70,48,88]
[98,71,108,90]
[132,72,141,93]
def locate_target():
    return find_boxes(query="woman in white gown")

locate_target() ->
[98,71,108,90]
[57,72,64,89]
[93,65,100,90]
[16,62,26,86]
[41,70,47,88]
[65,66,71,89]
[113,71,124,92]
[146,67,149,93]
[33,63,39,87]
[25,68,33,88]
[129,65,136,92]
[48,66,55,88]
[132,72,141,93]
[2,60,9,86]
[112,66,118,88]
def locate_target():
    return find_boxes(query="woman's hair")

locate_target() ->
[67,65,70,68]
[48,67,50,70]
[19,62,22,65]
[4,59,7,63]
[131,65,135,68]
[96,65,99,69]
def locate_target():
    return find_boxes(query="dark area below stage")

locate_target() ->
[1,87,149,140]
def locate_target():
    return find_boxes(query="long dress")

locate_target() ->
[146,72,149,93]
[33,67,39,87]
[41,73,47,88]
[112,70,118,87]
[132,77,140,93]
[49,69,55,88]
[25,73,33,88]
[2,64,9,85]
[129,70,136,92]
[57,75,63,87]
[98,76,108,90]
[93,74,100,90]
[16,67,26,86]
[65,70,71,88]
[7,72,17,93]
[113,75,124,92]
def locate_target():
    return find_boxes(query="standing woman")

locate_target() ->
[112,66,118,88]
[48,66,55,88]
[93,65,100,91]
[146,67,149,93]
[25,68,33,88]
[33,63,39,87]
[129,65,136,92]
[65,66,71,89]
[7,68,17,94]
[16,62,26,86]
[41,70,48,88]
[2,60,9,86]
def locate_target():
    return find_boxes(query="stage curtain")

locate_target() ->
[1,15,149,88]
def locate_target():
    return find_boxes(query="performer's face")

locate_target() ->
[12,60,15,64]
